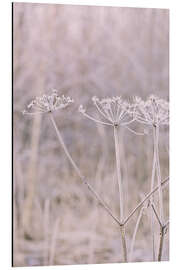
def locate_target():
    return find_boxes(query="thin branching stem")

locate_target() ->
[151,203,163,227]
[123,177,169,226]
[129,206,146,261]
[154,125,164,223]
[113,125,124,221]
[113,124,127,262]
[165,220,169,227]
[154,125,165,261]
[49,112,122,228]
[158,226,165,261]
[82,112,113,126]
[151,202,169,261]
[124,126,145,136]
[150,126,157,260]
[157,219,169,261]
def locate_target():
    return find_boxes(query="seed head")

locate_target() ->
[79,96,146,134]
[23,89,74,115]
[132,95,169,127]
[89,96,132,125]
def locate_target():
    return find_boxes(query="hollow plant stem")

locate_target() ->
[154,125,165,261]
[114,125,124,221]
[49,113,122,228]
[151,202,169,262]
[113,125,127,262]
[158,226,165,261]
[150,127,157,260]
[154,125,164,223]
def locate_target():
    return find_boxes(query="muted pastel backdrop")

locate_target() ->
[13,3,169,266]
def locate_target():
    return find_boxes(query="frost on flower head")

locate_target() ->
[132,95,169,127]
[79,96,133,126]
[23,89,74,115]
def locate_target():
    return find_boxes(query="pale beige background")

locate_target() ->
[13,3,169,266]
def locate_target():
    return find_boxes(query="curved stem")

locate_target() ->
[124,126,145,136]
[81,112,113,126]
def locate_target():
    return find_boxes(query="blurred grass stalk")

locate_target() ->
[22,113,42,236]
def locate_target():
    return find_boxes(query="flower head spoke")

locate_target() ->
[124,126,145,136]
[92,96,111,122]
[78,105,113,126]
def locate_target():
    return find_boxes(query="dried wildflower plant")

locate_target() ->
[79,96,134,126]
[131,95,169,127]
[23,91,169,263]
[23,89,74,115]
[23,90,123,232]
[130,95,169,261]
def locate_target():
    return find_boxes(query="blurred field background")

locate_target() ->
[13,3,169,267]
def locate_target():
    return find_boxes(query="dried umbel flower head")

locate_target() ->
[23,89,74,115]
[79,96,133,126]
[132,95,169,127]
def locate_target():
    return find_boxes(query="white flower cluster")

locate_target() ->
[131,95,169,127]
[23,91,169,129]
[23,90,74,115]
[79,96,132,126]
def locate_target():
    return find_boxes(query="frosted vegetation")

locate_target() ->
[13,3,169,266]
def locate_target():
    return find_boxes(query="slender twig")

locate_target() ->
[154,126,164,223]
[158,226,165,261]
[151,203,169,261]
[49,112,122,228]
[157,220,169,261]
[129,206,146,261]
[150,126,157,260]
[154,125,165,261]
[123,177,169,226]
[113,125,124,222]
[164,220,169,228]
[113,124,127,262]
[151,203,163,227]
[81,112,113,126]
[124,126,145,136]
